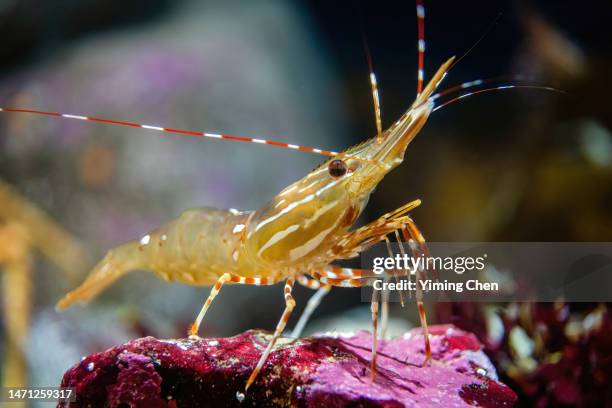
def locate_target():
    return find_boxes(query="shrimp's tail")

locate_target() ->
[56,241,145,310]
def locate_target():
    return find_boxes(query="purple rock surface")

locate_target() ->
[59,325,517,407]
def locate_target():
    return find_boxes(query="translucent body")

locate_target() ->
[56,58,453,310]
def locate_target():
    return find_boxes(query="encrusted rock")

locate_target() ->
[59,325,516,407]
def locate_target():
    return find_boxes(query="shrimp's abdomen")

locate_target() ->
[141,207,250,285]
[56,207,250,310]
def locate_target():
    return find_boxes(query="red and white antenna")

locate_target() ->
[0,107,341,157]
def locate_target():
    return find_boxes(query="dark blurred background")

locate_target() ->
[0,0,610,404]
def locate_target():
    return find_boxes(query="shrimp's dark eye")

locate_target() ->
[328,159,348,178]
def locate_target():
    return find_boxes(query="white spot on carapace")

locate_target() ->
[232,224,245,234]
[208,340,219,346]
[87,362,95,371]
[236,391,245,403]
[140,235,151,245]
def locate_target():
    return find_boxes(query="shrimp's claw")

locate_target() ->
[55,241,144,310]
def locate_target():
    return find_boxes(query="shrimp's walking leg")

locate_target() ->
[291,275,331,338]
[401,219,432,362]
[328,200,422,260]
[189,273,231,336]
[370,283,380,382]
[332,213,433,363]
[380,274,390,340]
[189,273,281,336]
[404,216,437,281]
[381,237,397,339]
[312,267,374,287]
[246,278,296,390]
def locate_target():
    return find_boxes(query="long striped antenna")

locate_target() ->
[363,39,383,144]
[0,107,343,158]
[416,0,426,96]
[431,84,565,112]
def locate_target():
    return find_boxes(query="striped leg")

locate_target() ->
[401,220,432,362]
[314,266,373,280]
[380,273,390,340]
[370,284,380,382]
[313,272,371,288]
[404,216,437,281]
[245,278,296,391]
[189,273,279,337]
[296,273,322,289]
[381,237,399,339]
[291,275,331,338]
[328,200,422,261]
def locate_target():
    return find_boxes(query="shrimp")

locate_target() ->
[51,56,453,389]
[1,0,562,392]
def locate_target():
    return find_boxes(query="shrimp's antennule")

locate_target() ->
[0,107,340,158]
[363,38,383,144]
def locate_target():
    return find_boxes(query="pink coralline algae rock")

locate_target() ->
[58,325,516,407]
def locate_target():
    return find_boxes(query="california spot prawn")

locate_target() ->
[0,0,561,392]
